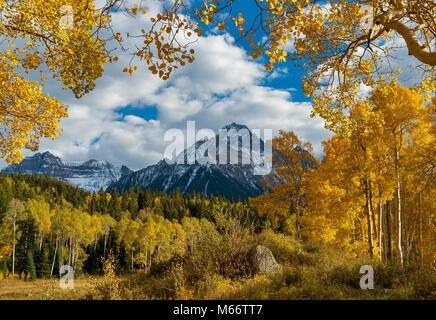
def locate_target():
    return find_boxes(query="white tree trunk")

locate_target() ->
[104,233,107,258]
[12,219,16,277]
[395,148,404,266]
[365,188,374,259]
[50,237,58,278]
[379,197,383,263]
[419,192,423,266]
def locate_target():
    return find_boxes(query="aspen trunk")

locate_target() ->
[72,244,76,268]
[131,249,134,272]
[378,197,383,263]
[403,189,409,263]
[387,201,393,262]
[50,237,58,278]
[68,238,72,266]
[365,182,374,259]
[71,243,74,268]
[369,182,378,239]
[383,202,388,262]
[59,239,64,269]
[104,233,107,258]
[395,148,404,266]
[12,219,16,277]
[419,192,423,266]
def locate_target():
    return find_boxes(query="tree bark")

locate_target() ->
[39,232,43,251]
[419,192,423,266]
[382,20,436,66]
[395,147,404,266]
[376,7,436,66]
[104,233,107,258]
[369,182,378,240]
[50,237,58,278]
[364,181,374,259]
[72,243,76,269]
[383,202,388,262]
[131,249,134,273]
[68,238,72,267]
[12,218,16,277]
[378,196,383,263]
[387,200,393,262]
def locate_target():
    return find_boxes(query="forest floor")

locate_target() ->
[0,265,435,300]
[1,230,435,300]
[0,278,90,300]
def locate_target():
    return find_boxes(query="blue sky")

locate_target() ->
[107,0,312,125]
[118,0,311,124]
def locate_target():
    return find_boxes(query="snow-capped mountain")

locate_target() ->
[1,152,132,192]
[108,123,271,200]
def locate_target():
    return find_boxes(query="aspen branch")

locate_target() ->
[382,19,436,66]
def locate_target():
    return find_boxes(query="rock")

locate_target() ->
[248,245,282,275]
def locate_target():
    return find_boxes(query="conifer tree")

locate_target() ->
[36,249,51,279]
[24,251,37,282]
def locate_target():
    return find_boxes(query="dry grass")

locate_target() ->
[0,277,91,300]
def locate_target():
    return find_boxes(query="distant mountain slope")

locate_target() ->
[108,123,270,200]
[1,152,132,192]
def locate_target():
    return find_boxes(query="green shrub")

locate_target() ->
[270,265,304,287]
[184,219,254,284]
[411,269,436,299]
[373,263,406,289]
[256,229,302,264]
[327,264,362,289]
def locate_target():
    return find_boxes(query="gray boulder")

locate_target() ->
[248,245,282,275]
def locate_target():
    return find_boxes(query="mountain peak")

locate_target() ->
[221,123,250,131]
[110,122,271,198]
[2,152,132,192]
[31,151,59,159]
[82,159,111,168]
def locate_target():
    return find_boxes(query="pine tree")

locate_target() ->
[0,185,11,224]
[109,191,122,221]
[24,251,37,281]
[0,258,8,278]
[83,249,101,275]
[36,249,51,279]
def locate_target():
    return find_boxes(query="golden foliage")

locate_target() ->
[251,130,318,234]
[304,84,435,265]
[0,0,108,162]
